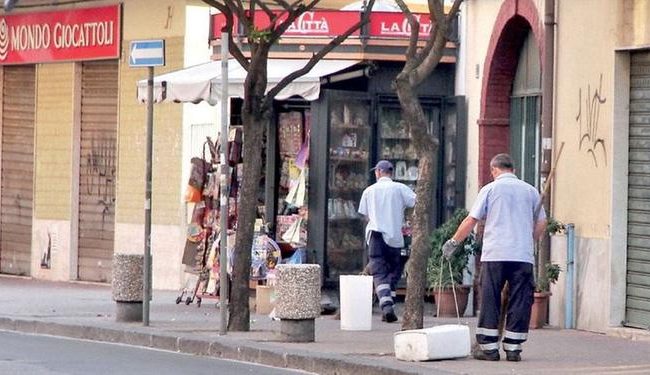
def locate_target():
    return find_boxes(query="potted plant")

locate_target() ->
[529,262,561,329]
[427,209,480,317]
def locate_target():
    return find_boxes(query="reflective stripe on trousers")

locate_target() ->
[367,231,401,310]
[476,261,534,352]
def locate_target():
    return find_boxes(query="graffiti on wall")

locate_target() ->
[576,74,608,167]
[82,136,116,227]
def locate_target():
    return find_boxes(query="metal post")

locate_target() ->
[219,32,230,335]
[143,66,154,326]
[565,223,575,329]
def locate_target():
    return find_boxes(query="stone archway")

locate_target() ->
[478,0,543,186]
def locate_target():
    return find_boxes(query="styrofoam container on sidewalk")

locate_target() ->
[339,275,373,331]
[394,324,471,361]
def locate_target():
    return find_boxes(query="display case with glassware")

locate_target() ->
[325,94,372,280]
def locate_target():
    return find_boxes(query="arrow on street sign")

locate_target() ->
[130,40,165,67]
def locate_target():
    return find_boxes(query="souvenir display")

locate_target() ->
[176,131,243,307]
[278,111,303,156]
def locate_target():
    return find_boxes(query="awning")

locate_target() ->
[137,59,361,105]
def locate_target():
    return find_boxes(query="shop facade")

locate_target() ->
[208,9,467,284]
[0,0,213,289]
[463,0,650,333]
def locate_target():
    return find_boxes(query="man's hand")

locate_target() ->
[442,238,459,259]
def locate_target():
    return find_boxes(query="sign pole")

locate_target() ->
[219,32,230,335]
[130,38,164,328]
[144,65,154,327]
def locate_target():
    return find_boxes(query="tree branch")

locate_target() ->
[250,0,274,18]
[446,0,463,24]
[266,1,319,45]
[262,0,375,108]
[394,0,418,61]
[410,0,462,86]
[202,0,249,70]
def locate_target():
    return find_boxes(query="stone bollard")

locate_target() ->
[275,264,321,342]
[112,254,144,322]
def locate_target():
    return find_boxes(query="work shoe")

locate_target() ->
[382,311,398,323]
[472,349,500,361]
[505,350,521,362]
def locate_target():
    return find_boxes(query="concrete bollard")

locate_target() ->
[275,264,321,342]
[112,254,144,322]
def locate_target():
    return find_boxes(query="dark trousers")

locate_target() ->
[476,261,534,353]
[367,231,402,311]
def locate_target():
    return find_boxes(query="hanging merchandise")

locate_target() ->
[185,157,210,203]
[284,129,310,208]
[176,132,243,307]
[250,233,282,280]
[278,111,304,156]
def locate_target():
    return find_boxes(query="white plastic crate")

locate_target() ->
[394,324,471,361]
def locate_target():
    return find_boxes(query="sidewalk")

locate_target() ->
[1,275,650,375]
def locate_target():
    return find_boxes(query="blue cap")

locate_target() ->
[371,160,393,172]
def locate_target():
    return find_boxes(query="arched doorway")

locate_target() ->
[477,0,543,187]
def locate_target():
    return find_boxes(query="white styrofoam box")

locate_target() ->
[394,324,471,361]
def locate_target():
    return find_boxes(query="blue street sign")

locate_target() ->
[129,39,165,67]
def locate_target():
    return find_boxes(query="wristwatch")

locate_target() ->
[449,238,458,246]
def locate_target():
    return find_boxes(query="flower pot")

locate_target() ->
[433,285,470,317]
[529,291,551,329]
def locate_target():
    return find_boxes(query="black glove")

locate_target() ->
[442,238,459,259]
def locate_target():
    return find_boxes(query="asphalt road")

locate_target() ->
[0,330,313,375]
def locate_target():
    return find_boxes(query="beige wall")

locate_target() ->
[553,0,616,239]
[117,0,185,226]
[618,0,650,48]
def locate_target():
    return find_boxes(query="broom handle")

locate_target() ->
[534,142,565,220]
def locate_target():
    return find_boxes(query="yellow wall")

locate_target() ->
[553,0,617,239]
[618,0,650,48]
[34,63,75,221]
[116,0,186,225]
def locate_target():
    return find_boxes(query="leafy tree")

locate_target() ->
[201,0,375,331]
[391,0,463,330]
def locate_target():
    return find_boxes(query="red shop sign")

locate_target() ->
[0,4,121,65]
[368,12,434,38]
[211,10,359,39]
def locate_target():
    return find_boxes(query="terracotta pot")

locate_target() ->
[529,291,551,329]
[433,285,470,317]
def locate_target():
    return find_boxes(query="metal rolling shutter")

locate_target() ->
[0,65,35,276]
[78,60,117,282]
[627,51,650,328]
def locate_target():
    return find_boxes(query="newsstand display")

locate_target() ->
[308,89,465,284]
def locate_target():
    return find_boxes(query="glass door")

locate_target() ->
[326,95,372,279]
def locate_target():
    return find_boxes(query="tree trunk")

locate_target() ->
[228,59,270,331]
[395,74,439,331]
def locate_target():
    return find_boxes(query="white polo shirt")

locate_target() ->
[358,177,416,248]
[469,173,545,264]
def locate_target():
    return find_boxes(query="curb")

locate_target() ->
[0,317,425,375]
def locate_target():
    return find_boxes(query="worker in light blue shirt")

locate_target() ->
[358,160,416,323]
[443,153,546,362]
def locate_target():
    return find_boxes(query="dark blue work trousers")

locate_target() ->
[367,231,402,311]
[476,261,534,353]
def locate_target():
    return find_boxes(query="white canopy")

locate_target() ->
[340,0,401,11]
[137,59,361,105]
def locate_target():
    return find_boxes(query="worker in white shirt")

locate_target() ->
[443,153,546,362]
[358,160,416,323]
